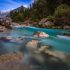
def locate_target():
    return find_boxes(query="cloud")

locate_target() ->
[0,0,20,11]
[23,5,28,8]
[0,0,33,12]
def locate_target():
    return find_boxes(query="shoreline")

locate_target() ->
[0,25,70,37]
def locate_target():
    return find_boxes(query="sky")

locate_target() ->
[0,0,34,12]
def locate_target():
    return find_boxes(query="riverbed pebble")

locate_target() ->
[0,52,23,64]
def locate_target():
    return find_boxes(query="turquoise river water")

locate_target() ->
[0,26,70,70]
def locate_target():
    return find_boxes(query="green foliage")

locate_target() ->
[10,12,23,22]
[54,4,70,18]
[47,16,55,21]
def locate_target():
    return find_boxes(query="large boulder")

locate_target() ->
[39,18,54,28]
[34,31,49,38]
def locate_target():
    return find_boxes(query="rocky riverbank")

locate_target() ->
[0,25,9,32]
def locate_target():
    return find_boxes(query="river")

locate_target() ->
[0,26,70,70]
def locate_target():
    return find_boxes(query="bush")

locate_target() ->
[47,16,55,21]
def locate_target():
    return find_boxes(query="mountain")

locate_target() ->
[11,6,26,12]
[0,5,26,18]
[0,12,10,18]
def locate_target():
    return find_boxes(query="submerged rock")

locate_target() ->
[0,36,24,43]
[0,37,10,42]
[31,44,70,64]
[38,46,49,52]
[26,40,38,49]
[38,46,70,62]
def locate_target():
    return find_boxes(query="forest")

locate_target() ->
[10,0,70,28]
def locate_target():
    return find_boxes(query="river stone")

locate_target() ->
[34,31,49,38]
[26,40,38,49]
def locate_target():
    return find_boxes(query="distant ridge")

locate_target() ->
[0,12,10,18]
[0,6,26,18]
[11,6,26,12]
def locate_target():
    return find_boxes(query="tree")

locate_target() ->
[54,4,70,26]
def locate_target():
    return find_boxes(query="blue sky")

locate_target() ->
[0,0,33,12]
